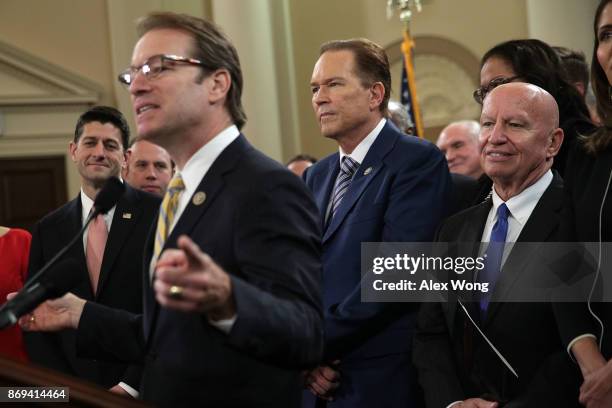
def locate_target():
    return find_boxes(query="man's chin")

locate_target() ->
[142,186,161,194]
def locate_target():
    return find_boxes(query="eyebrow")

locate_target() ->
[310,76,345,86]
[599,24,612,33]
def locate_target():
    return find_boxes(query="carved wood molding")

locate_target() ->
[0,40,102,106]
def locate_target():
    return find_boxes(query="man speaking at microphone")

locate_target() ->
[21,12,322,407]
[24,106,160,390]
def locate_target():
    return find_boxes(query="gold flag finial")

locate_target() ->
[386,0,423,27]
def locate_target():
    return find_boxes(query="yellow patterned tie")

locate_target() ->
[153,173,185,259]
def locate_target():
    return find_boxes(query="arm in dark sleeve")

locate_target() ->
[76,301,145,364]
[413,301,465,408]
[225,170,324,369]
[23,221,74,372]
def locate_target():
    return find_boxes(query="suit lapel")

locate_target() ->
[144,134,250,342]
[56,197,92,299]
[143,220,158,343]
[313,157,339,232]
[484,174,564,323]
[323,123,396,243]
[96,185,140,298]
[446,201,491,332]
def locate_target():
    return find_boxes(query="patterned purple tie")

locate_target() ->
[328,156,360,223]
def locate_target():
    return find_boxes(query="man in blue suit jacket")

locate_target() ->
[303,38,451,407]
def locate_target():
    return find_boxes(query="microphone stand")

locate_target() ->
[21,210,97,292]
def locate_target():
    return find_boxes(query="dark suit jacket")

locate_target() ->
[75,135,323,407]
[303,121,452,407]
[449,173,480,215]
[25,184,160,388]
[554,143,612,360]
[414,173,581,407]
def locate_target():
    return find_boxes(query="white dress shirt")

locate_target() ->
[325,118,386,221]
[478,170,553,265]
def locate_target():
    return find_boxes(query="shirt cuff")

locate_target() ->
[567,333,598,362]
[446,401,463,408]
[118,382,139,398]
[208,315,237,334]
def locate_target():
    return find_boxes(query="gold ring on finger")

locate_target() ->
[169,285,184,299]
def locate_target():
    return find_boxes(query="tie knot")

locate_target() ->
[168,174,185,194]
[341,156,359,177]
[496,203,510,221]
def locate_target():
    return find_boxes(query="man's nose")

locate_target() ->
[129,69,150,96]
[92,142,105,157]
[145,165,157,179]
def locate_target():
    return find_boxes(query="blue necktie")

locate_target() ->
[328,156,360,224]
[479,203,510,315]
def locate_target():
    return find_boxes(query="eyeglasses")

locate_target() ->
[473,76,520,104]
[118,54,206,86]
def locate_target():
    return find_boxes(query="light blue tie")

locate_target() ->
[479,203,510,315]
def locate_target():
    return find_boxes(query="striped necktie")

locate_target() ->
[328,156,360,224]
[154,174,185,259]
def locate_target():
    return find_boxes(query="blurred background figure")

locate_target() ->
[476,39,594,176]
[586,84,603,125]
[554,45,590,98]
[436,120,483,180]
[123,139,174,196]
[286,153,317,177]
[556,1,612,407]
[0,226,31,363]
[387,100,415,135]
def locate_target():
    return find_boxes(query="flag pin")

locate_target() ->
[122,213,132,219]
[363,167,373,176]
[192,191,206,206]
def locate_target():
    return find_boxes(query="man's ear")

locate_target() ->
[369,82,385,112]
[68,141,77,163]
[547,128,564,159]
[207,68,231,105]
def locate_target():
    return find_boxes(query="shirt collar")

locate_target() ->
[179,125,240,195]
[491,169,553,226]
[79,177,123,227]
[338,118,386,165]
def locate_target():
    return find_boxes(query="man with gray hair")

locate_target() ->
[437,120,483,180]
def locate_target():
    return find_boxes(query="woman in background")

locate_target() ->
[556,1,612,407]
[0,226,31,362]
[475,38,594,176]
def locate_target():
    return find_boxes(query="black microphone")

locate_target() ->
[0,259,82,329]
[23,177,125,292]
[91,176,125,217]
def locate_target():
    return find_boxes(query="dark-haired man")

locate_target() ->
[303,38,451,407]
[25,106,160,390]
[22,13,322,408]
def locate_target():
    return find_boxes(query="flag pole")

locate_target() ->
[388,0,424,137]
[401,28,424,138]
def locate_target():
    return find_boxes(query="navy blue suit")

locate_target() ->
[303,121,452,407]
